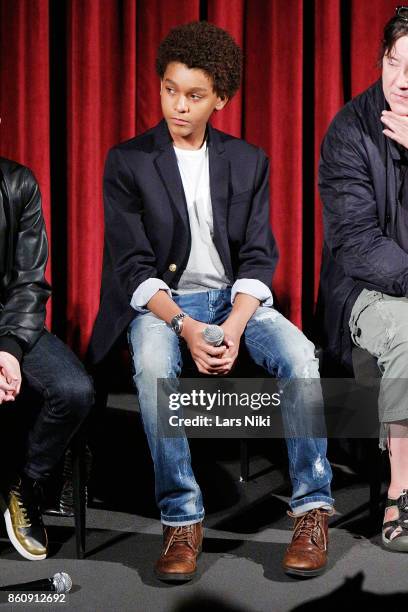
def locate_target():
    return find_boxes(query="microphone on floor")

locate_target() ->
[0,572,72,593]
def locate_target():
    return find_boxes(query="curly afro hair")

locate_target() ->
[156,21,242,100]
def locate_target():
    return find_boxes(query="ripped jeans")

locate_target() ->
[128,288,333,525]
[349,289,408,449]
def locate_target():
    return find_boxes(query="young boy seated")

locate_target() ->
[90,21,334,581]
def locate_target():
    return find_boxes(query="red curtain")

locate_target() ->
[314,0,343,302]
[351,0,397,97]
[0,0,51,325]
[67,0,138,351]
[207,0,244,137]
[245,0,303,322]
[0,0,398,356]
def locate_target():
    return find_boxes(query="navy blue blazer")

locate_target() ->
[89,119,278,364]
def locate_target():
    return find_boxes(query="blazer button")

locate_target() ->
[169,263,177,272]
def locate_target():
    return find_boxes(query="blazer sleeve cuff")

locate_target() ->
[130,278,172,313]
[231,279,273,307]
[0,335,24,362]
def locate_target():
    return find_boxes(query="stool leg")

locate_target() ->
[240,439,249,482]
[72,431,86,559]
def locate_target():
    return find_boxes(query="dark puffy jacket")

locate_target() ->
[0,157,51,361]
[318,79,408,370]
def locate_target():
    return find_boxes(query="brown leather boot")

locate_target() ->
[282,508,334,577]
[154,522,203,582]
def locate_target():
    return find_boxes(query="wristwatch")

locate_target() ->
[170,312,189,336]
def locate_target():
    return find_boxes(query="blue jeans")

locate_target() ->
[128,289,333,525]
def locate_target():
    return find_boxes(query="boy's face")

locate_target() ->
[160,62,227,147]
[382,35,408,115]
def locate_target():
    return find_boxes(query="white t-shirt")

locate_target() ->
[173,141,230,293]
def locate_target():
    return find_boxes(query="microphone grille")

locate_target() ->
[202,325,224,346]
[53,572,73,594]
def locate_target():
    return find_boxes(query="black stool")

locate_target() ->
[43,425,88,559]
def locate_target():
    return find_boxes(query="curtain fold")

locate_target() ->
[314,0,343,302]
[207,0,244,137]
[351,0,395,97]
[67,0,137,353]
[0,0,51,325]
[136,0,200,135]
[245,0,303,325]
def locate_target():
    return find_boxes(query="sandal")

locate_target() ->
[382,490,408,551]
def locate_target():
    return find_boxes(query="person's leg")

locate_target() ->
[21,331,94,481]
[128,311,204,526]
[244,306,333,511]
[243,305,334,576]
[0,330,94,561]
[349,290,408,548]
[128,297,213,582]
[388,424,408,496]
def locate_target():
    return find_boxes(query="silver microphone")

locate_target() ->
[0,572,72,593]
[202,325,224,346]
[53,573,73,594]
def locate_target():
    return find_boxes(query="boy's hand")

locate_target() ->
[219,320,243,374]
[181,318,233,375]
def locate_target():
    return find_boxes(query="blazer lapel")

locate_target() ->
[208,125,232,278]
[153,120,189,231]
[152,120,232,278]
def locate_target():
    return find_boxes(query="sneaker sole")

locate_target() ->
[0,495,47,561]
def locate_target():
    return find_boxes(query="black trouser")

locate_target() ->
[0,330,94,483]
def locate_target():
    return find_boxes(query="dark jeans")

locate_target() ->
[0,330,94,483]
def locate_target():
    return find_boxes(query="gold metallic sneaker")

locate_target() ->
[0,476,48,561]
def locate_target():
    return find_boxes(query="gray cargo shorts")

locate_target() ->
[349,289,408,449]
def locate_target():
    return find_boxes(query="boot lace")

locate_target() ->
[291,509,327,550]
[163,526,194,556]
[10,483,31,528]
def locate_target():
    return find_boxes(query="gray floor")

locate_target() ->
[0,395,407,611]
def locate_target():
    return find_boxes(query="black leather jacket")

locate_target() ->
[0,157,51,361]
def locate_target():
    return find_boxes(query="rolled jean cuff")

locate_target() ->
[290,496,335,515]
[161,510,205,527]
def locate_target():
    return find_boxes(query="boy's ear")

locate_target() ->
[215,96,229,111]
[160,80,163,95]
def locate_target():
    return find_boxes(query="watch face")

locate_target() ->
[172,315,184,335]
